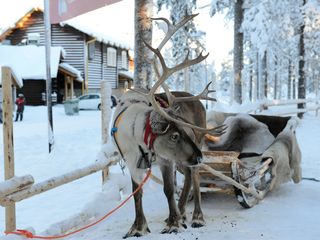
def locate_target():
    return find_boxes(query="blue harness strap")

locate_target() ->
[111,107,128,159]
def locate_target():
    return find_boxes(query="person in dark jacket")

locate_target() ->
[15,93,25,121]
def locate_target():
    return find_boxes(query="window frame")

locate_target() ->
[107,47,117,67]
[121,50,128,70]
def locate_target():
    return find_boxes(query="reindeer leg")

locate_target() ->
[123,178,150,238]
[160,164,186,234]
[178,166,192,222]
[191,167,205,228]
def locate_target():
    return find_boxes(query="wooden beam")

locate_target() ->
[2,66,16,232]
[71,77,74,99]
[64,77,68,100]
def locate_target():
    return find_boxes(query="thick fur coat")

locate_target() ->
[206,111,302,190]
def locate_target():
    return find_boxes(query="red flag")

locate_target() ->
[50,0,122,23]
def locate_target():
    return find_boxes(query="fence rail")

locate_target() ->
[1,70,116,232]
[253,98,320,116]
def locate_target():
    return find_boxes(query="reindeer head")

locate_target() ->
[131,14,227,166]
[149,109,202,166]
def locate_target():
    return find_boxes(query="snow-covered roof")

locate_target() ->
[119,70,133,80]
[59,63,83,82]
[0,64,23,87]
[61,20,132,50]
[61,0,133,50]
[0,7,41,42]
[0,0,134,50]
[0,45,64,80]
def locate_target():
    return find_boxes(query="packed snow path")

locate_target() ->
[0,106,319,240]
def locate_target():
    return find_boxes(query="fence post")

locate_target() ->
[2,66,16,232]
[101,80,112,183]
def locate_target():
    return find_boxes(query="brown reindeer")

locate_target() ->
[112,14,226,238]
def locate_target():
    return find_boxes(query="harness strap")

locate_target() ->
[143,113,157,150]
[111,107,128,159]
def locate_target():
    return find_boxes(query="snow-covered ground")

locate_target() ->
[0,104,319,240]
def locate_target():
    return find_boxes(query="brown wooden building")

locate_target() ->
[0,7,133,105]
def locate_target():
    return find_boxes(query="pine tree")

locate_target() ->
[134,0,153,89]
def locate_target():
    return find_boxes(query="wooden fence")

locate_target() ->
[252,98,320,116]
[1,70,118,232]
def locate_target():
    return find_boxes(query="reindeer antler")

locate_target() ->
[151,13,217,105]
[140,14,225,136]
[142,38,209,95]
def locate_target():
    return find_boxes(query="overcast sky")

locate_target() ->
[0,0,233,70]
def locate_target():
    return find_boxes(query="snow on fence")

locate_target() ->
[253,98,320,116]
[1,72,118,232]
[0,155,119,206]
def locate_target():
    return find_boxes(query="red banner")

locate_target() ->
[50,0,122,23]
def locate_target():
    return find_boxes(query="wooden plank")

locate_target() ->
[200,186,232,194]
[201,151,239,172]
[199,171,232,178]
[2,66,16,232]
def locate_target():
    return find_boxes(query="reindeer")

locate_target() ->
[112,14,226,238]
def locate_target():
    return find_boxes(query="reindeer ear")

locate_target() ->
[149,110,171,134]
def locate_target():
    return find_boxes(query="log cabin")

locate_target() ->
[0,7,133,105]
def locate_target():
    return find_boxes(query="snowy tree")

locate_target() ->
[217,58,233,103]
[210,0,243,104]
[134,0,153,89]
[297,0,306,118]
[304,0,320,100]
[213,0,320,106]
[156,0,207,93]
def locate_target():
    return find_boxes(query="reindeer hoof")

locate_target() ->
[161,219,187,234]
[161,226,179,234]
[164,217,187,225]
[191,219,205,228]
[123,226,150,238]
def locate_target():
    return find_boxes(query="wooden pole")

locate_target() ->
[100,80,112,183]
[64,77,68,100]
[2,66,16,232]
[71,78,74,99]
[44,0,54,152]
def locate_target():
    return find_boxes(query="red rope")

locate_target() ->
[5,169,152,239]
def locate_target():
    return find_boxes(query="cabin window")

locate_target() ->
[107,47,117,67]
[121,50,128,69]
[88,42,95,60]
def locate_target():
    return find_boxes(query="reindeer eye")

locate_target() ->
[170,132,180,142]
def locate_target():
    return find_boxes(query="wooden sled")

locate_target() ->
[200,151,273,208]
[200,113,301,208]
